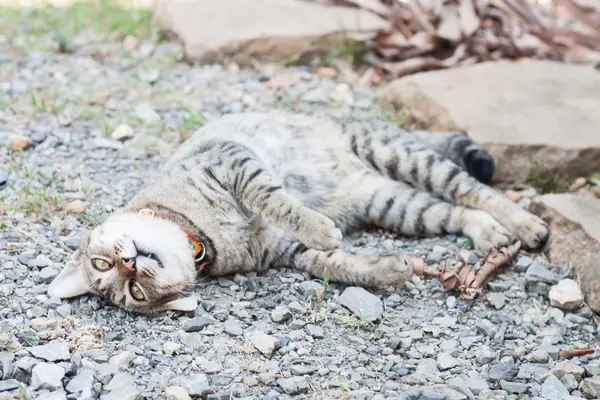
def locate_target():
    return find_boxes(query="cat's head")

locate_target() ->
[47,212,200,314]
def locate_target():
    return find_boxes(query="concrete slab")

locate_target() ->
[152,0,388,64]
[378,59,600,183]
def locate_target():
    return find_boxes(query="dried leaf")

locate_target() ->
[459,0,482,37]
[437,4,463,42]
[436,241,522,300]
[317,0,600,79]
[381,57,446,77]
[560,348,595,359]
[407,0,438,34]
[408,31,437,50]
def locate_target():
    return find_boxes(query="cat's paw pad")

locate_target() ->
[510,211,549,249]
[299,212,342,251]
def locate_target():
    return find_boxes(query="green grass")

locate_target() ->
[0,0,162,51]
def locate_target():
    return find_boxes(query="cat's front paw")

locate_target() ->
[462,210,514,252]
[509,211,549,250]
[298,211,343,251]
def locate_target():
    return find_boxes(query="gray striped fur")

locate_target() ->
[48,110,549,314]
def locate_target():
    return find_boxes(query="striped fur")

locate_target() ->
[49,110,549,314]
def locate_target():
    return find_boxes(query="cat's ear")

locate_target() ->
[47,249,92,299]
[164,296,198,312]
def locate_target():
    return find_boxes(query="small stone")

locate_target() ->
[163,341,181,355]
[514,255,533,272]
[486,292,506,309]
[250,330,280,358]
[525,261,558,285]
[66,369,94,393]
[165,386,192,400]
[62,200,86,214]
[560,374,579,391]
[271,306,292,323]
[299,281,323,295]
[306,324,324,339]
[549,279,584,311]
[95,363,118,385]
[10,134,33,150]
[29,342,70,362]
[36,391,68,400]
[31,362,65,390]
[437,353,457,371]
[111,124,135,142]
[56,304,71,317]
[38,267,59,283]
[518,363,551,382]
[446,296,457,308]
[476,319,496,337]
[223,318,243,336]
[541,374,570,400]
[288,301,306,314]
[476,347,494,364]
[500,380,529,394]
[528,350,550,365]
[338,286,383,321]
[277,377,309,395]
[100,384,140,400]
[185,374,210,396]
[552,361,585,382]
[0,379,20,392]
[135,103,161,123]
[488,363,519,382]
[580,376,600,398]
[182,317,213,332]
[464,377,489,395]
[109,351,135,370]
[289,364,316,376]
[105,372,135,391]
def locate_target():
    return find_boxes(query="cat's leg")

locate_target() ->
[343,173,514,252]
[342,119,494,183]
[206,141,342,251]
[276,240,418,288]
[346,129,549,249]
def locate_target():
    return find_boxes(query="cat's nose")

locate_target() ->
[121,257,136,271]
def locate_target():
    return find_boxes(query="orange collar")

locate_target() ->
[138,208,208,273]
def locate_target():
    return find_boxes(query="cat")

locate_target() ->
[47,110,549,314]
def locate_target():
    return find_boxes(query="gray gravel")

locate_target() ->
[0,33,599,400]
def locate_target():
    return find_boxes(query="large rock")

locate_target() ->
[152,0,387,64]
[378,60,600,183]
[530,193,600,313]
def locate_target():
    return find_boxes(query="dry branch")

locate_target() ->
[422,241,522,300]
[312,0,600,78]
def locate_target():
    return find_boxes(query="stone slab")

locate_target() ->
[152,0,388,64]
[530,193,600,314]
[378,59,600,183]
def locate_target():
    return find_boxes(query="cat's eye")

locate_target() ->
[92,259,113,271]
[129,281,145,301]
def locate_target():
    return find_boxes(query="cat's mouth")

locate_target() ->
[132,241,164,269]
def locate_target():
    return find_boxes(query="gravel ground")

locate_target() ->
[1,21,600,400]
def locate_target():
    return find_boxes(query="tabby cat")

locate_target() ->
[48,111,549,314]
